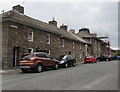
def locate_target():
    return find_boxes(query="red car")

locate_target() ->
[84,56,97,63]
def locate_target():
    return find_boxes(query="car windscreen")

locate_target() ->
[58,55,67,60]
[21,54,30,58]
[85,57,90,59]
[22,54,34,59]
[35,54,47,58]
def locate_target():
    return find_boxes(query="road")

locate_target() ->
[2,61,118,90]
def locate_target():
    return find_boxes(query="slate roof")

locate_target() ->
[2,10,88,44]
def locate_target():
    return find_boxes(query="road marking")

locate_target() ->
[81,74,112,89]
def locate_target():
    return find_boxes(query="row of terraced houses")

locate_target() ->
[0,5,116,69]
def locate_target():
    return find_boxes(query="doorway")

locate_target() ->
[13,47,20,67]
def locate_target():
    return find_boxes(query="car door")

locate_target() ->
[45,54,55,66]
[67,55,72,65]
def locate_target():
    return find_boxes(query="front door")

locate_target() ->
[13,47,20,67]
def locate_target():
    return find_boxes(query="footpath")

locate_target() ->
[0,69,21,74]
[0,61,83,74]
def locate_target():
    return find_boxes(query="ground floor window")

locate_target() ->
[48,50,51,55]
[28,48,33,53]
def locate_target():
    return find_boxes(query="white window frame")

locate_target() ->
[73,42,75,49]
[80,53,82,58]
[28,48,33,53]
[48,50,51,55]
[28,29,33,42]
[46,34,51,44]
[89,38,91,43]
[62,39,65,47]
[80,43,81,49]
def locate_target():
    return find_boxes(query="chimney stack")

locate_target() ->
[79,28,90,33]
[60,24,68,31]
[69,29,75,34]
[49,18,57,27]
[91,33,97,37]
[12,5,24,14]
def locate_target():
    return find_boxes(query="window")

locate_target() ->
[80,54,82,58]
[35,54,46,58]
[89,38,91,43]
[73,42,75,49]
[48,50,51,55]
[28,30,33,42]
[80,43,81,49]
[61,39,65,47]
[46,54,51,58]
[28,48,33,53]
[46,34,50,44]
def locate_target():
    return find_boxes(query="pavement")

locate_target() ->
[0,69,21,74]
[0,61,83,74]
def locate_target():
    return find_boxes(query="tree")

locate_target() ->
[117,51,120,56]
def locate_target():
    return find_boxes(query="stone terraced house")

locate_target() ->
[76,28,109,58]
[0,5,90,69]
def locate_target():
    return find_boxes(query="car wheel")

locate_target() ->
[21,69,28,73]
[64,63,68,68]
[91,61,94,63]
[106,59,109,61]
[37,64,43,73]
[73,62,76,66]
[97,59,99,62]
[54,63,58,70]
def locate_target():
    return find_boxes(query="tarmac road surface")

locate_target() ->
[2,60,118,90]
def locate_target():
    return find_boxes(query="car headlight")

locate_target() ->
[59,60,65,64]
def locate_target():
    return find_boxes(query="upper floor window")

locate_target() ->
[28,30,33,42]
[46,34,50,44]
[61,39,65,47]
[80,53,82,58]
[80,43,81,49]
[73,42,75,49]
[89,38,92,43]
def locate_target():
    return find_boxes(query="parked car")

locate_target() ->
[57,55,76,68]
[19,52,59,73]
[96,56,111,61]
[21,53,30,58]
[112,56,120,60]
[112,56,118,60]
[84,56,97,63]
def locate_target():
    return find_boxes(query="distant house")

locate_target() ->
[76,28,109,58]
[1,5,88,69]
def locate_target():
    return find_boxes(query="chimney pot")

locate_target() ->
[69,29,75,34]
[60,24,68,31]
[49,18,57,27]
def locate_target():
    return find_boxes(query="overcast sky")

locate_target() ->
[0,0,118,50]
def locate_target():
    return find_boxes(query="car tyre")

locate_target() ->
[97,59,99,62]
[36,64,43,73]
[64,63,68,68]
[54,63,58,70]
[73,62,76,67]
[106,59,109,61]
[21,69,28,73]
